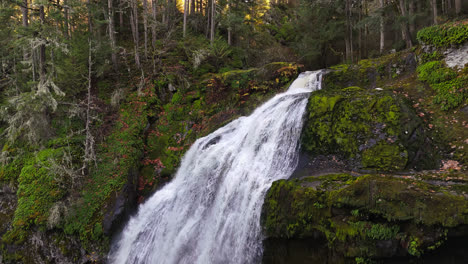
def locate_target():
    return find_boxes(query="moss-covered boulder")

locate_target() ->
[302,87,437,172]
[261,173,468,260]
[323,51,417,90]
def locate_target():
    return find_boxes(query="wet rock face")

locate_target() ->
[0,184,16,239]
[444,43,468,69]
[301,87,437,172]
[103,167,138,236]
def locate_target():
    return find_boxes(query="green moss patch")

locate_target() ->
[262,173,468,259]
[417,21,468,48]
[301,87,431,171]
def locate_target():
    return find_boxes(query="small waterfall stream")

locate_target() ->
[109,71,323,264]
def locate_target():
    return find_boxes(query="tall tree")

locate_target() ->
[152,0,157,48]
[432,0,438,25]
[130,0,141,68]
[183,0,188,37]
[380,0,385,54]
[39,4,46,85]
[455,0,461,15]
[143,0,148,58]
[399,0,413,49]
[210,0,215,44]
[108,0,118,70]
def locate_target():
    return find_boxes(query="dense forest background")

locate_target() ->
[0,0,467,262]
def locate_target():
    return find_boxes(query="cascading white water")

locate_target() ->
[109,70,323,264]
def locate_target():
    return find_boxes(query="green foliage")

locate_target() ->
[417,61,468,110]
[3,148,67,243]
[366,223,399,240]
[417,22,468,47]
[63,86,160,241]
[408,236,422,257]
[416,61,457,84]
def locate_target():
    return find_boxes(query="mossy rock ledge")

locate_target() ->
[301,86,437,172]
[261,173,468,262]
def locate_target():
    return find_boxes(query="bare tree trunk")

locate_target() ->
[433,0,438,25]
[380,0,385,54]
[210,0,215,44]
[21,0,29,61]
[39,5,46,85]
[399,0,413,49]
[364,0,368,58]
[183,0,188,37]
[143,0,148,58]
[21,0,28,27]
[83,39,96,175]
[87,0,93,33]
[455,0,461,15]
[190,0,195,14]
[64,0,70,38]
[227,0,231,45]
[409,0,415,37]
[130,0,140,68]
[206,0,210,38]
[119,0,124,29]
[108,0,117,70]
[358,2,362,60]
[345,0,352,61]
[152,0,157,49]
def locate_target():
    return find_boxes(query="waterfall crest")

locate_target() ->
[109,71,323,264]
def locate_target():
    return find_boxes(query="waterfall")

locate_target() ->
[108,70,323,264]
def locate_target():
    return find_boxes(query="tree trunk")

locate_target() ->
[433,0,438,25]
[345,0,352,62]
[21,0,28,27]
[130,0,140,68]
[399,0,413,48]
[227,0,231,45]
[108,0,117,70]
[409,0,415,37]
[364,0,368,58]
[358,2,362,60]
[191,0,195,14]
[83,38,96,175]
[210,0,215,44]
[183,0,188,37]
[39,5,46,85]
[21,0,29,61]
[206,0,210,38]
[152,0,157,49]
[455,0,461,15]
[87,0,93,33]
[380,0,385,54]
[64,0,69,38]
[143,0,148,58]
[119,0,124,29]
